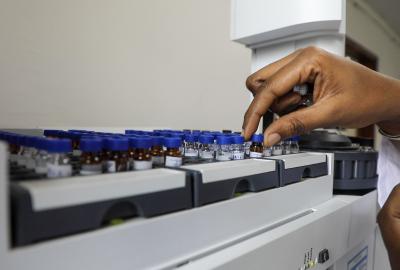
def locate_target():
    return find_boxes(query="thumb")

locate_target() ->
[263,105,330,146]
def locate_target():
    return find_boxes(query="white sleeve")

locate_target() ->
[377,137,400,206]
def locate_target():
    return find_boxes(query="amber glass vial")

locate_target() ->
[104,137,129,172]
[163,137,183,167]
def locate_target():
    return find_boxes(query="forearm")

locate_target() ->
[378,185,400,270]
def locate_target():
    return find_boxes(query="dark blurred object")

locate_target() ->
[299,130,378,194]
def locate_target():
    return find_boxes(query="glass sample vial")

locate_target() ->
[127,136,137,170]
[272,141,283,156]
[198,135,215,161]
[25,137,40,170]
[290,136,300,154]
[34,138,49,175]
[8,134,21,164]
[104,137,129,173]
[151,136,165,167]
[263,145,273,158]
[164,137,183,167]
[79,137,103,175]
[45,139,73,178]
[244,141,251,157]
[130,137,153,171]
[184,134,198,159]
[283,139,291,155]
[249,134,263,158]
[231,136,245,160]
[216,136,233,161]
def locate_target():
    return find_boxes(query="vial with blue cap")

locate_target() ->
[164,137,183,167]
[198,135,214,161]
[283,138,291,155]
[34,138,49,175]
[231,136,245,160]
[151,136,165,167]
[290,136,300,154]
[263,136,272,157]
[45,138,73,178]
[184,134,198,159]
[130,137,153,171]
[249,134,263,158]
[104,137,129,173]
[216,136,233,161]
[272,141,283,156]
[79,137,104,175]
[24,137,40,170]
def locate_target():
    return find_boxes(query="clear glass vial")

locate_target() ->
[290,136,300,154]
[272,141,283,156]
[184,134,199,159]
[283,139,291,155]
[216,136,233,161]
[79,137,103,175]
[34,138,49,175]
[249,134,263,158]
[231,135,245,160]
[164,137,183,167]
[198,135,215,161]
[45,138,73,178]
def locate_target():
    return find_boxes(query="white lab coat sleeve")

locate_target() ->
[377,137,400,206]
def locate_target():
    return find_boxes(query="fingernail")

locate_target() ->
[241,129,245,137]
[266,133,281,147]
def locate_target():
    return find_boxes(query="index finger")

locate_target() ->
[242,49,321,139]
[246,49,303,95]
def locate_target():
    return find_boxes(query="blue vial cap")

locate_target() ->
[232,135,244,144]
[251,134,264,143]
[216,136,233,145]
[45,139,72,153]
[151,136,164,146]
[80,137,103,152]
[43,129,63,137]
[199,135,214,144]
[163,137,182,148]
[129,137,153,149]
[104,137,129,151]
[291,135,300,142]
[184,134,196,143]
[35,138,47,150]
[23,136,35,147]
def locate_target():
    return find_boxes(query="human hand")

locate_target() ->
[243,46,400,146]
[378,185,400,270]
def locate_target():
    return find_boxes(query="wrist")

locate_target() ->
[377,78,400,134]
[378,121,400,136]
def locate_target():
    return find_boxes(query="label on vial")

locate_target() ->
[200,151,214,160]
[184,149,198,157]
[216,152,232,161]
[80,164,103,175]
[35,166,47,175]
[72,149,82,157]
[249,151,262,158]
[10,154,18,162]
[273,149,283,156]
[106,161,116,173]
[263,148,272,157]
[152,156,165,166]
[232,151,245,160]
[133,160,153,171]
[25,159,36,170]
[47,164,72,178]
[165,156,182,167]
